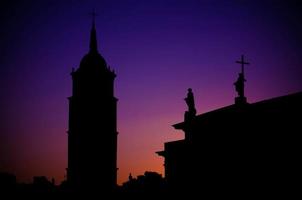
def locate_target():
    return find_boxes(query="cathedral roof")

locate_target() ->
[173,91,302,130]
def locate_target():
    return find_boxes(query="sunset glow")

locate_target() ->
[1,0,302,185]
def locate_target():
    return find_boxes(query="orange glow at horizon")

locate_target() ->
[2,0,302,187]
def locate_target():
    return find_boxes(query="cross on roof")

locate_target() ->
[236,55,250,76]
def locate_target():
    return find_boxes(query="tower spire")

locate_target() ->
[89,11,98,53]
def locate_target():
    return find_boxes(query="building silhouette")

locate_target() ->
[121,171,166,195]
[66,17,118,192]
[157,64,302,196]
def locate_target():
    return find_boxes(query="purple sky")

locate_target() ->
[1,0,302,185]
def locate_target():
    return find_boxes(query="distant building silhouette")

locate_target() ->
[67,16,118,192]
[157,68,302,196]
[0,172,16,192]
[32,176,55,192]
[121,171,166,194]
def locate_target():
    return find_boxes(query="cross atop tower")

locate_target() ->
[236,54,250,78]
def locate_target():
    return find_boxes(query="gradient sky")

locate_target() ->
[1,0,302,185]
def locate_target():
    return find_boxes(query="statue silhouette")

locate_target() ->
[184,88,196,122]
[234,73,246,98]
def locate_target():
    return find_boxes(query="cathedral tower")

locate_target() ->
[67,17,117,192]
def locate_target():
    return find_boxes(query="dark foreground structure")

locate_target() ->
[158,89,302,196]
[1,14,300,197]
[66,16,118,193]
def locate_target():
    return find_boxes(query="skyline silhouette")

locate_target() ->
[1,0,302,186]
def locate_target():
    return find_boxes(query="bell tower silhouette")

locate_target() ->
[67,15,118,192]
